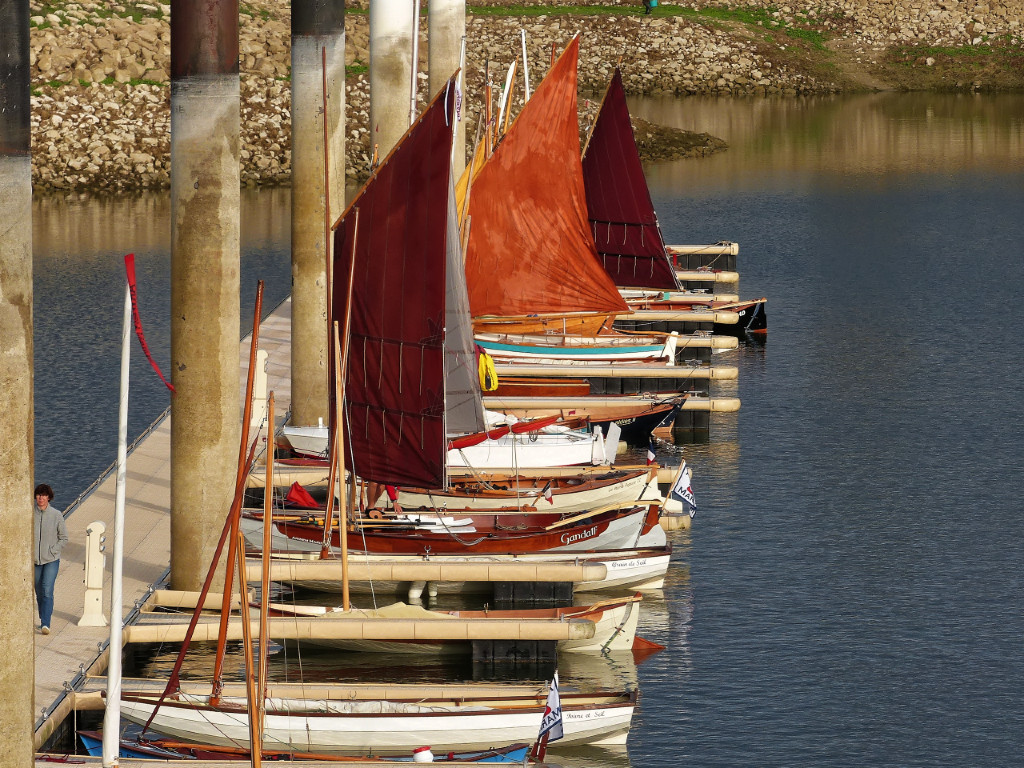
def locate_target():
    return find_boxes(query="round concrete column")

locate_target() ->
[0,1,37,760]
[428,0,466,175]
[290,0,346,429]
[169,0,241,591]
[369,0,415,160]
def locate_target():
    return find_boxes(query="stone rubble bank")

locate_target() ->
[28,0,1024,193]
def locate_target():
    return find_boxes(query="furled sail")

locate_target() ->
[581,68,679,290]
[332,77,458,488]
[462,36,628,319]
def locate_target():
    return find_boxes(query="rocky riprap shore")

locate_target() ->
[28,0,1024,192]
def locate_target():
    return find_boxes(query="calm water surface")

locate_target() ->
[34,94,1024,766]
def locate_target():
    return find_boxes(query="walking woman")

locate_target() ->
[33,483,68,634]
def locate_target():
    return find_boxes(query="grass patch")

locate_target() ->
[469,4,648,16]
[347,63,369,77]
[465,3,831,48]
[129,78,166,87]
[674,5,829,49]
[240,2,272,21]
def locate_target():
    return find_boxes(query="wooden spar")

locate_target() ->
[233,482,261,767]
[256,391,275,759]
[141,286,266,733]
[322,45,333,345]
[140,440,260,734]
[338,210,359,610]
[320,210,357,561]
[328,208,358,609]
[210,282,264,702]
[334,324,350,611]
[320,398,341,555]
[542,502,648,531]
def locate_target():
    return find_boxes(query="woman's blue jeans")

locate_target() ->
[34,559,60,628]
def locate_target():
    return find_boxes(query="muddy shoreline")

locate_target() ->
[28,0,1024,192]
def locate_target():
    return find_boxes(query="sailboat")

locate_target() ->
[456,34,711,359]
[581,67,767,336]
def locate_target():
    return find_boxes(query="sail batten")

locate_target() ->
[462,37,628,319]
[332,79,458,489]
[581,68,679,291]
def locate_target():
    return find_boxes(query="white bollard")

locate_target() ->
[79,521,108,626]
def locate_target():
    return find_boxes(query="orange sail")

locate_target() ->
[463,36,628,320]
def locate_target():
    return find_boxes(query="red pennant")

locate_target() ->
[124,253,175,394]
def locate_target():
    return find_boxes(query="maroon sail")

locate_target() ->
[581,69,679,290]
[332,78,458,488]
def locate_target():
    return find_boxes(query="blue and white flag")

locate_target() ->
[669,461,697,518]
[538,671,564,743]
[646,439,656,465]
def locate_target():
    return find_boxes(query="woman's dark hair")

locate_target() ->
[34,484,54,501]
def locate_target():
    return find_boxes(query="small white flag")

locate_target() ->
[538,671,563,743]
[670,461,697,517]
[646,440,656,465]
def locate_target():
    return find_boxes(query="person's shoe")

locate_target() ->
[40,626,50,635]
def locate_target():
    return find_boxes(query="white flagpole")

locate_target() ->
[102,282,131,766]
[520,29,531,101]
[409,0,421,126]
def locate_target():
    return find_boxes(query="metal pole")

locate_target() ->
[521,29,531,101]
[101,284,132,767]
[410,0,421,126]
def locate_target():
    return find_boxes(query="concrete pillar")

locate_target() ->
[169,0,241,591]
[369,0,414,159]
[428,0,466,175]
[290,0,345,429]
[0,1,36,762]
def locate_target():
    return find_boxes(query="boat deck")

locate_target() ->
[32,299,294,751]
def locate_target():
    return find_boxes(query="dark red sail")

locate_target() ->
[332,78,458,488]
[581,69,679,290]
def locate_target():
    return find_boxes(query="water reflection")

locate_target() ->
[32,187,293,498]
[632,92,1024,188]
[33,186,291,256]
